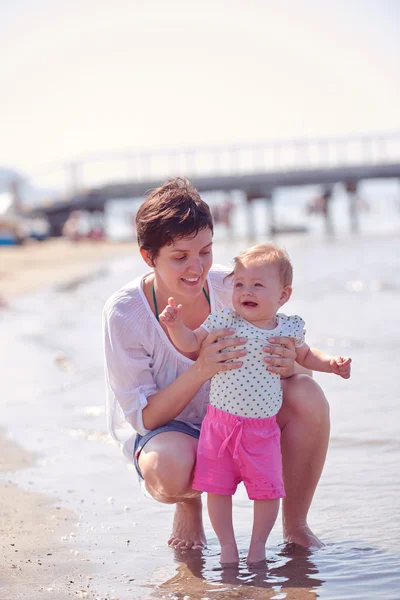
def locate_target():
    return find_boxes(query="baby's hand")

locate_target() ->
[330,356,352,379]
[159,297,183,328]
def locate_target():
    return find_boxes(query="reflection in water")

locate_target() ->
[152,544,324,600]
[149,541,400,600]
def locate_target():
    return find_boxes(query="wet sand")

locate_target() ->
[0,238,138,600]
[0,432,96,600]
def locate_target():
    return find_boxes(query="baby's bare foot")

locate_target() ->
[247,540,266,565]
[283,523,324,549]
[220,543,239,566]
[168,498,206,550]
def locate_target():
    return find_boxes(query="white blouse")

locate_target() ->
[103,265,233,457]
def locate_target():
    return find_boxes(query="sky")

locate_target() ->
[1,0,400,178]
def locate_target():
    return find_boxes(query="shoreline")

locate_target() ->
[0,237,139,300]
[0,432,96,599]
[0,238,137,599]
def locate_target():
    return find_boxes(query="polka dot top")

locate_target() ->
[202,308,306,419]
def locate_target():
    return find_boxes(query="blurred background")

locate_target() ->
[1,2,400,599]
[1,0,400,244]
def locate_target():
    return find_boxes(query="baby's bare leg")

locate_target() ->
[247,499,279,564]
[207,493,239,565]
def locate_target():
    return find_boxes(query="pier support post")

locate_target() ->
[244,189,276,240]
[322,187,334,235]
[245,191,256,240]
[265,189,276,237]
[345,181,359,234]
[398,179,400,212]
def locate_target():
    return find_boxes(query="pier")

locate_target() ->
[22,132,400,236]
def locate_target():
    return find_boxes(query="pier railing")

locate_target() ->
[26,132,400,200]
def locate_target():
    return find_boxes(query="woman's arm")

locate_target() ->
[104,292,246,434]
[142,365,209,430]
[142,329,247,430]
[104,305,158,437]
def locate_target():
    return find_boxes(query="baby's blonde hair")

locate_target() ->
[233,243,293,287]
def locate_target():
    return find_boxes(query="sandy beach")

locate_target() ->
[1,238,137,600]
[0,238,139,300]
[0,433,98,600]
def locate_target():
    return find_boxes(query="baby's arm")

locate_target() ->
[295,344,352,379]
[159,297,208,352]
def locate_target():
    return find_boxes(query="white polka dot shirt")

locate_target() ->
[202,308,306,418]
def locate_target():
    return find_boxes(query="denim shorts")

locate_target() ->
[133,420,201,479]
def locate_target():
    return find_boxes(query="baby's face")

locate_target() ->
[232,262,287,326]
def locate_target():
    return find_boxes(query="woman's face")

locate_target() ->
[151,228,213,299]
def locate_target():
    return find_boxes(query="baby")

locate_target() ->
[159,243,351,565]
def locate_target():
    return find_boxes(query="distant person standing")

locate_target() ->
[62,211,84,242]
[306,188,333,234]
[212,196,234,232]
[62,210,103,241]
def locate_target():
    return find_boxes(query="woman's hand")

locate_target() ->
[192,328,247,381]
[263,336,297,378]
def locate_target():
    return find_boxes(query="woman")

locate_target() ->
[103,177,330,551]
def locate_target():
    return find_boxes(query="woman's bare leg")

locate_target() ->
[207,494,239,565]
[247,498,279,564]
[138,431,206,550]
[279,374,330,549]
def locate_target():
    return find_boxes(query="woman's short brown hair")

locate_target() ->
[136,177,213,263]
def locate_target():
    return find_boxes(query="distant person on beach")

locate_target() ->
[306,189,332,216]
[212,196,234,231]
[306,188,334,235]
[62,211,86,241]
[159,243,351,564]
[62,210,105,241]
[103,177,331,552]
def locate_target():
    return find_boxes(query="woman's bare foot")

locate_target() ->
[220,543,239,566]
[283,523,324,549]
[168,497,206,550]
[247,541,266,565]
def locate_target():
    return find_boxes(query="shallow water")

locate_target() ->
[2,211,400,598]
